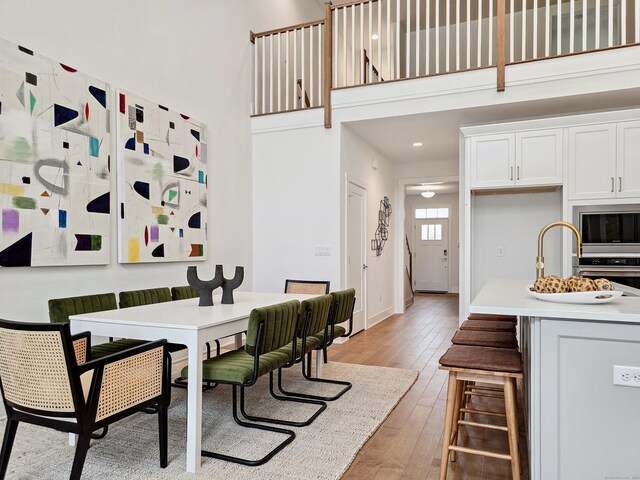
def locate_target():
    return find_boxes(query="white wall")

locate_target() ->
[0,0,256,327]
[405,193,460,293]
[250,0,325,33]
[341,126,396,326]
[252,122,341,292]
[472,190,563,297]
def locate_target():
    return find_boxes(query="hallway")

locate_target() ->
[330,293,528,480]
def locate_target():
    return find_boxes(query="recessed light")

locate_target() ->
[413,142,423,147]
[371,34,379,40]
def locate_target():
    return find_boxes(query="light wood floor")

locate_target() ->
[327,293,529,480]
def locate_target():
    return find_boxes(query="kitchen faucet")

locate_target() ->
[536,221,583,280]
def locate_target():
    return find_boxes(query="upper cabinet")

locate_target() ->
[470,129,563,189]
[617,121,640,198]
[568,121,640,200]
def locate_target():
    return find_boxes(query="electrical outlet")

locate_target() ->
[314,245,331,256]
[613,365,640,387]
[497,246,505,257]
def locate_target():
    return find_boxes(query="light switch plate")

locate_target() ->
[314,245,331,256]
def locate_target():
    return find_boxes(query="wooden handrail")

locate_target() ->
[251,19,324,42]
[296,79,311,108]
[363,49,384,83]
[323,1,333,128]
[331,0,380,10]
[496,0,506,91]
[405,235,414,298]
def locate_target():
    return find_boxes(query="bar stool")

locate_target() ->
[460,319,516,333]
[438,345,523,480]
[468,313,517,323]
[451,329,518,349]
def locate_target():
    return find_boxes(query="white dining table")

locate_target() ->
[69,290,317,474]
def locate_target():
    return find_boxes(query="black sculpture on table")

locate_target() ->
[187,265,244,306]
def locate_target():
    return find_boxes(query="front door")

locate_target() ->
[413,219,449,292]
[347,182,366,334]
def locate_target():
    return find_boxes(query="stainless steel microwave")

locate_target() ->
[579,211,640,256]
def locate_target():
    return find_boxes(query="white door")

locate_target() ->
[413,219,449,292]
[347,182,366,335]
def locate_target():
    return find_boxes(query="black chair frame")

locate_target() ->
[200,319,324,466]
[0,320,169,480]
[276,296,355,402]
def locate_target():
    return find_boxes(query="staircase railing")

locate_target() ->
[252,0,640,121]
[405,234,414,306]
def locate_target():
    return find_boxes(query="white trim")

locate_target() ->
[367,307,395,328]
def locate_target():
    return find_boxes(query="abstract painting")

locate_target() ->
[116,89,207,263]
[0,37,111,267]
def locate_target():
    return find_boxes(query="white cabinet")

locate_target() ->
[568,122,640,200]
[515,129,563,186]
[469,133,514,188]
[470,129,563,189]
[617,121,640,198]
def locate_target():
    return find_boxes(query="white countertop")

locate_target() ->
[470,279,640,323]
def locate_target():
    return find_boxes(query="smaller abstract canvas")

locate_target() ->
[116,89,207,263]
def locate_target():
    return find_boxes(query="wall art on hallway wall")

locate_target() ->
[116,89,207,263]
[0,37,111,267]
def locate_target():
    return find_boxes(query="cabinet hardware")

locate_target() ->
[510,167,514,181]
[619,176,622,192]
[611,177,614,192]
[517,166,520,180]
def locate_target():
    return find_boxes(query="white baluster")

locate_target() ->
[533,0,538,58]
[417,0,421,76]
[286,33,290,110]
[269,34,273,113]
[478,0,483,66]
[608,0,614,47]
[310,26,314,105]
[595,0,601,50]
[570,0,575,53]
[406,0,411,77]
[378,0,382,79]
[467,0,472,68]
[510,0,515,62]
[545,0,550,57]
[445,0,450,72]
[521,0,526,60]
[558,0,563,54]
[253,35,258,114]
[352,6,356,85]
[277,32,282,111]
[436,0,440,72]
[489,0,494,64]
[456,0,461,70]
[583,0,588,51]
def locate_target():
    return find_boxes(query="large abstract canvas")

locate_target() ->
[116,89,207,263]
[0,37,111,267]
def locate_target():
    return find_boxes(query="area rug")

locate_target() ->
[1,362,418,479]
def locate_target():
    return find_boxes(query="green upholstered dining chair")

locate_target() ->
[0,319,170,480]
[48,293,147,360]
[312,288,356,367]
[119,287,214,391]
[275,294,352,401]
[170,285,199,301]
[180,300,321,466]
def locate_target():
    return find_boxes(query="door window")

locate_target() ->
[421,223,443,241]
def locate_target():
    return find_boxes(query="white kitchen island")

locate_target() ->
[470,279,640,480]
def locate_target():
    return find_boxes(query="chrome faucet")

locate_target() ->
[536,221,582,280]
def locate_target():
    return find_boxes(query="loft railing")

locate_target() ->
[251,0,640,122]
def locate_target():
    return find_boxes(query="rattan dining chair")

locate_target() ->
[180,300,323,466]
[284,279,330,295]
[0,319,170,480]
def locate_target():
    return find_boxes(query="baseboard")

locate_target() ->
[450,286,460,294]
[368,307,395,329]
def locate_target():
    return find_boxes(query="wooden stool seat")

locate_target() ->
[438,345,523,480]
[440,345,522,372]
[451,330,518,349]
[468,313,517,323]
[460,319,516,333]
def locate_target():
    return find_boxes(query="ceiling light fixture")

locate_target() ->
[412,142,423,147]
[421,191,436,198]
[371,34,379,40]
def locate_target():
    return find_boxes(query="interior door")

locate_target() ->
[347,182,366,335]
[413,219,449,292]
